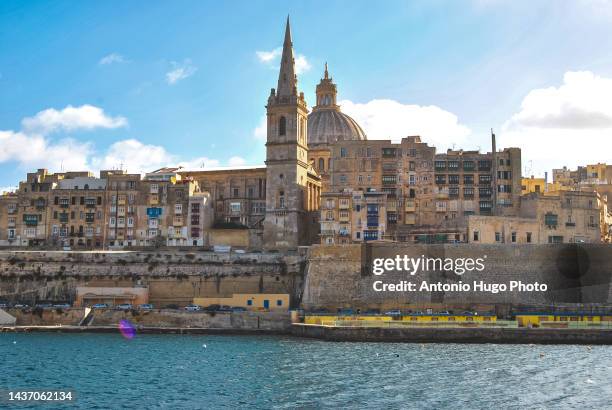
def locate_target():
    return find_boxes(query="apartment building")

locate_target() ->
[323,133,522,243]
[320,190,387,244]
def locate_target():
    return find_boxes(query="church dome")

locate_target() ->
[306,63,367,148]
[307,109,367,147]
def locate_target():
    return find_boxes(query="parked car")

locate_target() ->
[438,311,450,315]
[0,302,10,308]
[203,304,221,312]
[218,305,233,312]
[92,303,109,309]
[14,303,30,309]
[36,303,54,309]
[138,304,154,310]
[364,309,381,315]
[337,308,354,315]
[384,310,402,316]
[52,303,71,309]
[115,304,133,311]
[231,306,247,312]
[184,304,202,311]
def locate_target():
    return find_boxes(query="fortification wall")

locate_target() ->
[0,250,306,307]
[303,244,612,310]
[6,308,290,330]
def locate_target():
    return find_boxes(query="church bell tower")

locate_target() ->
[263,17,310,248]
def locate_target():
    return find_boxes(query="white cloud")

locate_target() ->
[1,106,259,188]
[505,71,612,130]
[255,48,311,74]
[21,105,127,135]
[228,156,246,166]
[256,48,281,63]
[340,99,471,150]
[499,71,612,176]
[166,59,197,85]
[253,115,267,140]
[91,139,175,174]
[294,55,311,75]
[0,130,93,171]
[99,53,125,65]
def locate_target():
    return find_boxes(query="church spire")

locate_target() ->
[324,62,329,79]
[276,15,298,97]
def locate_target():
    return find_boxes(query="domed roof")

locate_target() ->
[307,109,367,147]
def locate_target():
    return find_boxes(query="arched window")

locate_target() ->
[279,116,286,136]
[84,184,89,190]
[318,158,324,171]
[328,158,332,170]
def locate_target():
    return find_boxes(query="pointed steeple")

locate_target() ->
[324,62,329,79]
[276,15,298,97]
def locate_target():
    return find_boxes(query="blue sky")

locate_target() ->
[1,0,612,190]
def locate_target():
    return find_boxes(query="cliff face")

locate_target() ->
[303,244,612,310]
[0,250,306,307]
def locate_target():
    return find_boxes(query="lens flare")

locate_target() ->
[118,319,136,340]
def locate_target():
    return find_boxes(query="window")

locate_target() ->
[339,175,347,184]
[382,175,396,185]
[279,116,286,136]
[526,232,532,243]
[276,300,283,306]
[247,300,253,306]
[340,147,348,158]
[150,184,159,194]
[279,191,285,208]
[478,160,492,171]
[464,187,474,197]
[318,158,324,170]
[409,161,415,171]
[479,187,492,197]
[435,161,446,170]
[408,175,415,185]
[498,171,512,180]
[544,213,558,227]
[473,231,479,242]
[479,174,492,184]
[495,232,502,242]
[449,174,460,184]
[464,175,474,185]
[435,175,446,185]
[548,235,563,244]
[230,202,241,213]
[511,232,517,243]
[233,188,239,198]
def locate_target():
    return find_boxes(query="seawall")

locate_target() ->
[5,308,291,331]
[291,324,612,344]
[0,250,306,307]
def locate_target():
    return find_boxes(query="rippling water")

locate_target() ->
[1,333,610,409]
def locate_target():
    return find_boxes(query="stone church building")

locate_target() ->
[180,17,366,249]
